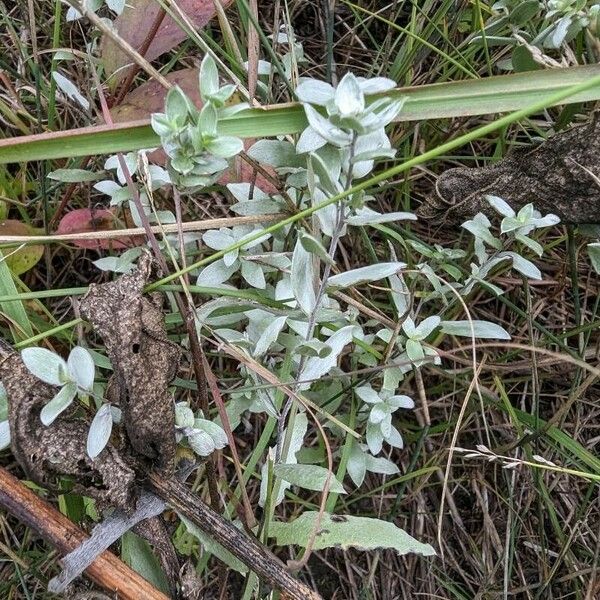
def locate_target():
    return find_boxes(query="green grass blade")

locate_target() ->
[2,65,600,163]
[0,254,34,342]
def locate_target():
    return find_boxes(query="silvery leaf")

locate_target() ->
[21,347,68,386]
[67,346,95,392]
[87,404,113,458]
[0,420,10,451]
[41,383,77,426]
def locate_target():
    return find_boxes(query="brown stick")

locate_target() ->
[0,467,169,600]
[148,473,323,600]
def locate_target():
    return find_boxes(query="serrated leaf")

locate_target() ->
[273,464,346,494]
[21,347,68,386]
[269,512,436,555]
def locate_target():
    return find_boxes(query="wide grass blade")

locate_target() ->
[2,65,600,163]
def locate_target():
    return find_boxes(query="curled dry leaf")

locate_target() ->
[0,341,136,509]
[79,253,181,476]
[0,220,44,275]
[56,208,134,250]
[419,114,600,224]
[102,0,233,87]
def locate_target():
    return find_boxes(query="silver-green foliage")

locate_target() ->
[27,63,563,559]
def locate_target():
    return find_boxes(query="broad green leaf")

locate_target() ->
[273,464,346,494]
[21,347,67,386]
[0,220,44,276]
[440,320,511,340]
[121,532,170,594]
[6,64,600,162]
[269,511,436,555]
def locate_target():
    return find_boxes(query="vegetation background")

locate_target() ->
[0,1,599,599]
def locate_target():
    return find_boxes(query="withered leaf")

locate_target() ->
[79,252,180,476]
[0,342,136,509]
[419,115,600,224]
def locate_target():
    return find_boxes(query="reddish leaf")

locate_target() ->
[0,220,44,275]
[110,68,202,123]
[102,0,233,86]
[56,209,134,250]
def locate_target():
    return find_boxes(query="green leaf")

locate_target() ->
[299,231,336,267]
[121,532,170,594]
[511,45,540,73]
[7,65,600,163]
[440,320,511,340]
[199,54,219,100]
[273,464,347,494]
[269,511,436,555]
[509,1,540,26]
[0,254,34,341]
[47,169,103,182]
